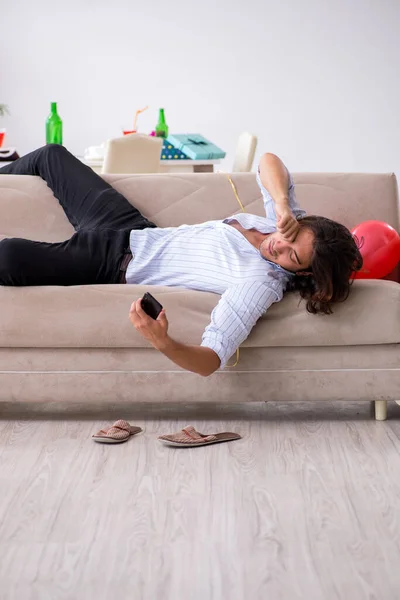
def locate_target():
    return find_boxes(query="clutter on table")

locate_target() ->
[83,106,225,162]
[0,147,20,162]
[123,106,149,135]
[155,108,169,138]
[46,102,63,145]
[160,140,188,160]
[166,133,226,160]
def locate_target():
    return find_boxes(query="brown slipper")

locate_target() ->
[92,420,142,444]
[158,425,241,448]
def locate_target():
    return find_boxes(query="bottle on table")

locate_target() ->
[155,108,169,138]
[46,102,63,145]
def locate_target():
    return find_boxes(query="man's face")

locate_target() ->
[261,227,314,272]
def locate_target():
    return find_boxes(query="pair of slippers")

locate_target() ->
[92,420,241,448]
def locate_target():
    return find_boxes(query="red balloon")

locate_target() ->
[351,220,400,279]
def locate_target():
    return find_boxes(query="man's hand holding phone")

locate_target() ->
[129,293,169,350]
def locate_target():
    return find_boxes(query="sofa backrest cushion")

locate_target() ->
[0,172,398,243]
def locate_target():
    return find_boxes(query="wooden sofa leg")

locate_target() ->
[374,400,388,421]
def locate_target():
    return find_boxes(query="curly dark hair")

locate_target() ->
[287,216,363,315]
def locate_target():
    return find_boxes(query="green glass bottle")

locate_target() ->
[155,108,168,138]
[46,102,63,145]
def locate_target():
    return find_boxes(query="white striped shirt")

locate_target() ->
[126,169,306,368]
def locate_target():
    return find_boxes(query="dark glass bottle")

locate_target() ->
[46,102,63,145]
[155,108,168,138]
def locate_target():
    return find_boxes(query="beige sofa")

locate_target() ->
[0,171,399,420]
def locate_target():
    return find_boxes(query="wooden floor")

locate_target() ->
[1,401,400,600]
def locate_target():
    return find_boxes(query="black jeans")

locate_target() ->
[0,145,156,286]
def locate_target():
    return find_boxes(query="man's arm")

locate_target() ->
[129,299,220,376]
[259,153,291,204]
[258,153,300,242]
[155,336,221,377]
[130,279,284,375]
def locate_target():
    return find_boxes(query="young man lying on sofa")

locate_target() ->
[0,146,362,376]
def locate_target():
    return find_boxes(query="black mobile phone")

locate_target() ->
[141,292,163,320]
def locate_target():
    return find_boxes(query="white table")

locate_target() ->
[80,156,221,174]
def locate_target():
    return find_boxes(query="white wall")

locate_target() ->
[2,0,400,175]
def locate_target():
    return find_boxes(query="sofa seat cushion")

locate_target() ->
[0,280,398,349]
